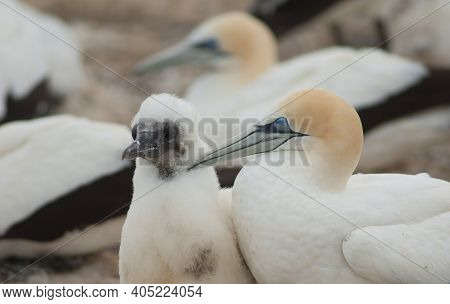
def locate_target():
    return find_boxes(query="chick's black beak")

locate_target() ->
[122,141,140,160]
[122,120,183,161]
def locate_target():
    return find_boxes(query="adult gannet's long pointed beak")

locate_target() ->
[189,118,307,169]
[134,38,226,75]
[134,43,196,75]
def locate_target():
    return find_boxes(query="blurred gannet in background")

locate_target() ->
[192,89,450,283]
[359,106,450,171]
[135,12,449,173]
[0,0,83,124]
[0,115,133,259]
[136,12,277,120]
[120,94,253,284]
[135,12,444,130]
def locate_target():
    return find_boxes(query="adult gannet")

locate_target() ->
[191,88,450,283]
[119,94,253,284]
[0,0,83,124]
[135,12,446,133]
[135,12,448,178]
[0,115,133,258]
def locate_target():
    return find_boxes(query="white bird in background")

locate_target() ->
[0,115,133,259]
[120,94,254,284]
[135,12,449,172]
[359,106,450,171]
[0,0,83,123]
[191,89,450,283]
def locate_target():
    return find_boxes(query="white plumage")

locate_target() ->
[192,89,450,283]
[233,169,449,283]
[228,47,429,127]
[343,211,450,283]
[135,12,429,149]
[119,94,253,284]
[0,0,83,120]
[0,115,132,258]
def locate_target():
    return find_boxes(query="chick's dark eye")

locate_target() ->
[131,124,138,140]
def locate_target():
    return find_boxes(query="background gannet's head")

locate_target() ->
[122,94,202,179]
[192,89,363,190]
[135,12,277,83]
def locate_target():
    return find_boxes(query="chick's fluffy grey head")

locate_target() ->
[123,94,201,179]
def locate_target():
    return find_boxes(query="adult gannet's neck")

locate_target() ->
[261,147,360,193]
[233,45,277,84]
[307,139,362,192]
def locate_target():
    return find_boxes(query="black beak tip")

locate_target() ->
[122,149,131,161]
[122,142,139,161]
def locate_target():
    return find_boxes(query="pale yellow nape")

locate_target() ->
[204,12,278,83]
[277,89,364,191]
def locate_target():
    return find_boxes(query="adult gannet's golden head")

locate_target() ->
[135,12,277,83]
[191,89,364,190]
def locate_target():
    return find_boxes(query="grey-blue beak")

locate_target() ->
[134,38,227,75]
[190,117,307,169]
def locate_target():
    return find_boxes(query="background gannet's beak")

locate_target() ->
[189,126,306,169]
[134,38,226,75]
[134,43,197,74]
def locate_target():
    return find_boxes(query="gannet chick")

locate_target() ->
[119,94,253,284]
[192,89,450,283]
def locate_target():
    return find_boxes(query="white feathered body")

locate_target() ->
[232,155,450,283]
[119,166,252,284]
[187,47,426,119]
[343,211,450,283]
[0,115,131,257]
[0,0,83,119]
[185,47,427,148]
[236,47,426,116]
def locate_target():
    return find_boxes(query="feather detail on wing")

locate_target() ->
[233,47,427,118]
[343,211,450,283]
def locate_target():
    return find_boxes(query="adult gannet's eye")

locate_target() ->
[271,117,291,133]
[131,124,138,140]
[192,38,220,51]
[255,117,293,133]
